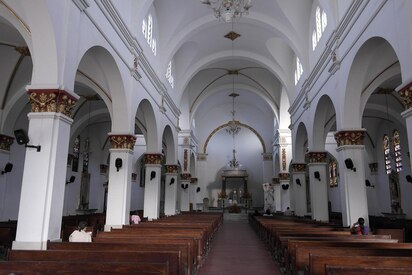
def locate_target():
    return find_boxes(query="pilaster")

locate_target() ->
[143,153,163,220]
[291,163,307,217]
[164,164,179,215]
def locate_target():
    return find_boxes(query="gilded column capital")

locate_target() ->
[279,172,290,181]
[27,89,77,118]
[0,134,14,151]
[272,177,280,184]
[291,163,306,172]
[190,177,198,184]
[197,153,208,161]
[110,135,136,150]
[399,83,412,109]
[165,164,179,174]
[306,151,328,163]
[181,173,191,181]
[144,153,164,165]
[262,153,273,161]
[334,130,365,147]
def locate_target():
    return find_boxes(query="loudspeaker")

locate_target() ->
[115,158,122,172]
[150,171,156,180]
[314,171,321,181]
[14,129,29,145]
[196,187,200,193]
[345,158,356,172]
[169,178,175,185]
[365,179,374,188]
[281,184,289,190]
[406,175,412,183]
[66,175,75,184]
[295,178,301,186]
[1,163,12,175]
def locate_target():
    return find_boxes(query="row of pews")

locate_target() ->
[1,212,223,274]
[250,214,412,275]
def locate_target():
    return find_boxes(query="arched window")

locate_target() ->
[294,57,303,85]
[392,130,402,173]
[165,60,174,88]
[383,134,391,174]
[142,14,157,56]
[312,5,328,51]
[329,159,338,187]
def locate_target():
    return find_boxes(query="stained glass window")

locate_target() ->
[142,14,157,56]
[329,159,338,187]
[392,130,402,173]
[312,5,328,51]
[383,134,391,174]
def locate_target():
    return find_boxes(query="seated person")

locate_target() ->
[263,209,273,216]
[130,214,141,224]
[69,221,92,242]
[253,209,262,216]
[284,207,293,216]
[350,217,369,235]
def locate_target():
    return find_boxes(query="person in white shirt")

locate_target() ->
[69,221,92,242]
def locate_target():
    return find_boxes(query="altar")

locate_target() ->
[218,168,252,210]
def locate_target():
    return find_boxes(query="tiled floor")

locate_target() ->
[198,220,282,275]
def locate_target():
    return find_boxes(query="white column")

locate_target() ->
[180,174,191,211]
[164,164,178,216]
[14,111,74,250]
[189,178,198,211]
[196,154,208,210]
[262,153,273,183]
[272,178,281,212]
[335,130,369,227]
[105,135,136,231]
[399,84,412,172]
[142,153,163,221]
[279,173,290,211]
[291,163,307,217]
[0,135,14,221]
[307,152,329,222]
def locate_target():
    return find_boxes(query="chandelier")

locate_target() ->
[226,93,241,168]
[201,0,252,22]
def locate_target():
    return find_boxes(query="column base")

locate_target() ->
[12,239,61,250]
[104,224,123,232]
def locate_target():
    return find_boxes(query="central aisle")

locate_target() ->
[198,219,282,275]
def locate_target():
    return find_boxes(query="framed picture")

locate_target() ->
[131,173,137,182]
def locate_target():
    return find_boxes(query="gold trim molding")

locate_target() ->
[27,89,77,118]
[110,135,136,150]
[0,134,14,151]
[334,130,365,147]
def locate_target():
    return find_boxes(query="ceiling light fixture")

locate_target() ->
[201,0,252,22]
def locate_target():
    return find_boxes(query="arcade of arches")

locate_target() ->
[1,0,412,249]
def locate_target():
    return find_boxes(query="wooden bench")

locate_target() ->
[48,240,193,274]
[0,260,168,274]
[325,265,412,275]
[8,249,180,275]
[295,246,412,274]
[309,255,412,275]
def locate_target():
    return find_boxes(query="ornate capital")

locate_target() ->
[399,83,412,109]
[190,177,198,184]
[0,134,14,151]
[291,163,306,172]
[110,135,136,150]
[181,173,191,181]
[369,162,378,173]
[144,153,164,165]
[272,177,280,184]
[262,153,273,161]
[334,130,365,147]
[306,151,327,163]
[165,164,179,174]
[279,173,290,181]
[197,153,208,161]
[27,89,77,117]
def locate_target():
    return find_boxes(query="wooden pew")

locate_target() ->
[0,260,168,274]
[48,240,193,275]
[295,246,412,274]
[8,249,180,275]
[325,265,412,275]
[309,255,412,275]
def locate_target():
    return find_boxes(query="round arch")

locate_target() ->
[203,122,266,154]
[136,99,159,152]
[162,125,176,164]
[311,94,336,150]
[293,122,309,162]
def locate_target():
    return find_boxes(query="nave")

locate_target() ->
[199,220,281,275]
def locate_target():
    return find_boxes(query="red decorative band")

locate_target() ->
[110,135,136,150]
[334,130,365,147]
[190,177,198,184]
[306,151,327,163]
[279,173,290,181]
[272,177,280,184]
[181,173,191,181]
[27,89,77,118]
[165,165,179,174]
[144,153,164,165]
[291,163,306,172]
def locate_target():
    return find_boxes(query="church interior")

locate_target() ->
[2,0,412,273]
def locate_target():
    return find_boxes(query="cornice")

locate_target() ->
[73,0,89,11]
